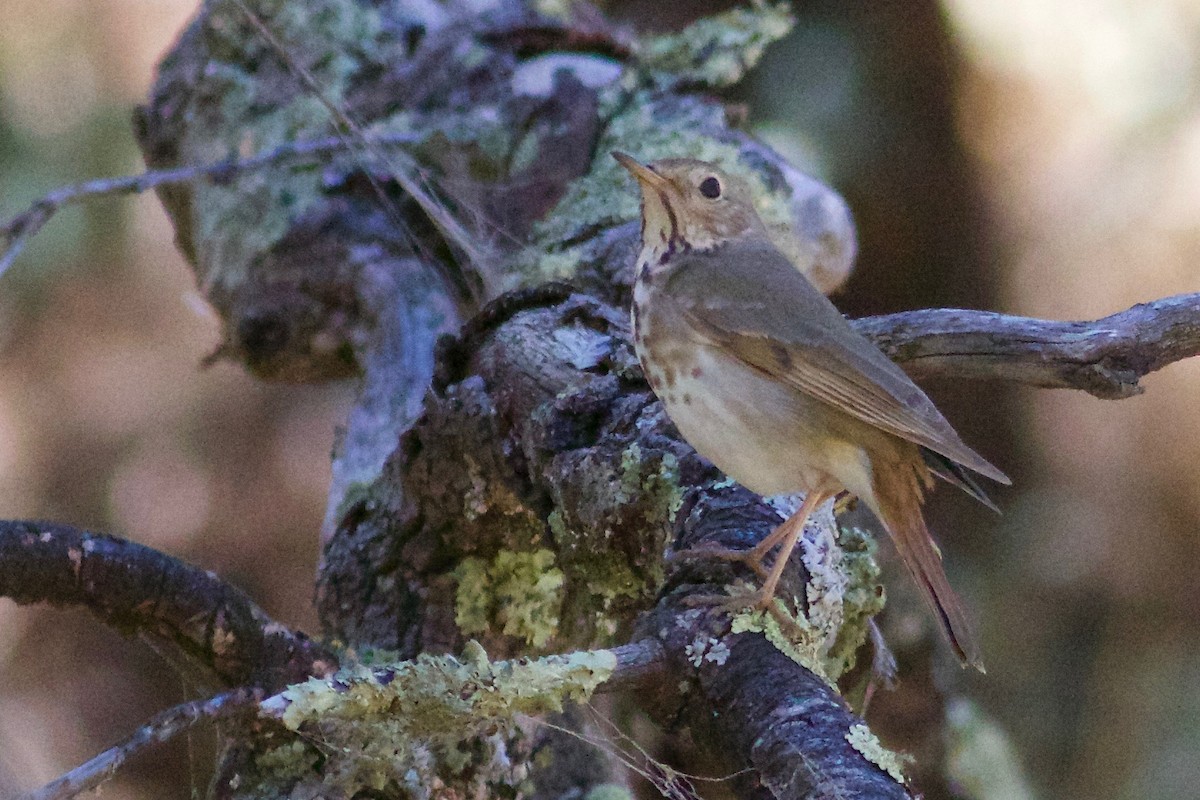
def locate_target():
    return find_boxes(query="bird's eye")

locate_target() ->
[698,176,722,199]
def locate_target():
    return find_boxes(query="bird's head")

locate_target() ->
[613,152,766,256]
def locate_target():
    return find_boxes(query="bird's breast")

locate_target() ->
[632,269,860,497]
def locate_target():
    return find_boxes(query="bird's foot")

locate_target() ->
[668,541,775,582]
[680,585,766,614]
[681,583,808,638]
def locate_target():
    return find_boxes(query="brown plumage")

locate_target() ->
[614,152,1009,670]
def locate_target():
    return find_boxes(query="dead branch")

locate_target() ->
[856,293,1200,398]
[0,520,337,689]
[19,688,260,800]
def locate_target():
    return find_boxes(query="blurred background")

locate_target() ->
[1,1,1198,798]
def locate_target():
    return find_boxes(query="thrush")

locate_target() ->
[613,152,1009,671]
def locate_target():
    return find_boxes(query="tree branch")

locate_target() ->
[0,520,337,689]
[856,293,1200,398]
[18,688,261,800]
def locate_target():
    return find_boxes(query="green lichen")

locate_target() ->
[826,525,886,678]
[453,557,494,636]
[454,549,565,647]
[846,724,910,786]
[264,644,617,796]
[732,599,835,687]
[618,444,684,525]
[253,739,320,784]
[505,0,798,288]
[729,516,885,685]
[187,0,387,290]
[553,444,682,629]
[635,1,795,88]
[548,509,643,641]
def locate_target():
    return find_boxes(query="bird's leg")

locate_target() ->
[680,491,830,618]
[755,489,829,603]
[673,492,828,580]
[674,520,795,581]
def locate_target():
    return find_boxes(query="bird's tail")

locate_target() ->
[920,446,999,513]
[869,458,985,672]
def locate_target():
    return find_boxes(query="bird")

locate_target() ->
[612,152,1009,671]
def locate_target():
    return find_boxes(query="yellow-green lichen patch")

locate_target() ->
[263,645,617,795]
[548,510,646,643]
[618,444,684,525]
[728,509,884,685]
[544,442,683,642]
[825,525,886,678]
[731,599,835,688]
[845,724,909,786]
[635,1,795,88]
[253,739,321,785]
[454,549,565,647]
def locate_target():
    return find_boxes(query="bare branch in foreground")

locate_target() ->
[18,688,260,800]
[856,293,1200,398]
[0,520,337,689]
[0,131,416,279]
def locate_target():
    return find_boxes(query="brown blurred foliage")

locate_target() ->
[2,1,1199,799]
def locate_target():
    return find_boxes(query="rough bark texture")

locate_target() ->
[0,521,336,691]
[855,295,1200,399]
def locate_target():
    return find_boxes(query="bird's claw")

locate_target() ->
[668,542,773,582]
[681,585,810,640]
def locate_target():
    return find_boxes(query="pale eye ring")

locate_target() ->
[698,176,722,199]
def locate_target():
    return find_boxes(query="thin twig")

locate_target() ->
[19,688,260,800]
[0,131,417,280]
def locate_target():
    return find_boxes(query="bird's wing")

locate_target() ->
[666,240,1009,484]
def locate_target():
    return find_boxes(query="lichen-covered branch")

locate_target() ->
[117,0,1200,797]
[856,294,1200,399]
[252,643,617,795]
[0,521,336,690]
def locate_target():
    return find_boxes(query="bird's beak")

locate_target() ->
[612,151,670,192]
